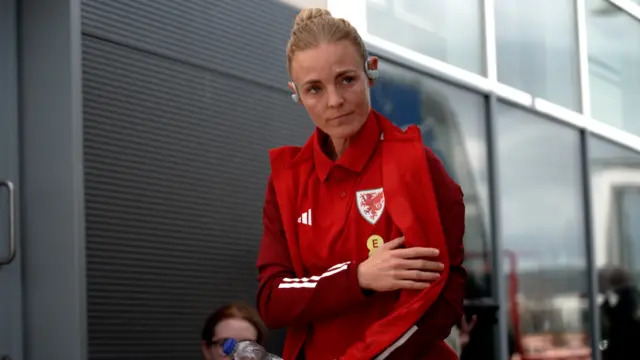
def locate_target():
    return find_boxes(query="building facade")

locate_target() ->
[0,0,638,360]
[328,1,640,360]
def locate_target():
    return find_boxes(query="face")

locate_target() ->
[202,318,258,360]
[289,40,378,141]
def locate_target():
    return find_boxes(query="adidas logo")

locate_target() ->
[297,209,312,226]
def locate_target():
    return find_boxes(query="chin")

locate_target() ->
[326,118,366,139]
[326,125,361,140]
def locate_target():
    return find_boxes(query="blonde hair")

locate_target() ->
[286,8,367,74]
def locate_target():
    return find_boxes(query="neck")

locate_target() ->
[328,137,350,160]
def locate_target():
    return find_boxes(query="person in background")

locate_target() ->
[599,266,640,360]
[201,302,269,360]
[445,315,476,356]
[256,7,466,360]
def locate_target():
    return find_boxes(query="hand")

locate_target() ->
[357,236,444,292]
[459,315,477,348]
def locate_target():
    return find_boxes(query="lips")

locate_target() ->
[330,112,354,121]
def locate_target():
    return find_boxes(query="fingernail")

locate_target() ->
[433,249,440,256]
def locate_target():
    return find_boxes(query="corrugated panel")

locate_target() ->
[81,0,296,91]
[82,1,312,358]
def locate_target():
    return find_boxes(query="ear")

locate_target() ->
[367,56,379,71]
[288,81,301,104]
[366,56,379,86]
[201,341,210,359]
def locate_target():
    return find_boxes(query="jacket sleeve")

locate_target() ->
[388,148,467,359]
[256,175,368,329]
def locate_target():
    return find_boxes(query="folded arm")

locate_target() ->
[256,175,368,329]
[388,148,467,358]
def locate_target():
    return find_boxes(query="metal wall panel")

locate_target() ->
[81,0,310,358]
[20,0,88,359]
[82,0,295,91]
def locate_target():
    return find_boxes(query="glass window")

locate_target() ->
[371,61,495,357]
[365,0,485,75]
[495,0,581,111]
[589,136,640,359]
[496,104,590,358]
[372,61,491,289]
[586,0,640,137]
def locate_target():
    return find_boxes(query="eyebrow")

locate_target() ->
[301,69,358,86]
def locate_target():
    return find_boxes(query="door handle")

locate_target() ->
[0,180,16,266]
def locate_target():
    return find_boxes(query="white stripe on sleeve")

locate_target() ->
[374,325,419,360]
[278,262,351,289]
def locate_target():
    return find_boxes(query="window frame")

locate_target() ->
[326,0,640,154]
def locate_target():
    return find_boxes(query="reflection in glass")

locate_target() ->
[586,0,640,137]
[371,61,494,358]
[589,136,640,360]
[495,0,580,111]
[365,0,484,74]
[496,104,591,359]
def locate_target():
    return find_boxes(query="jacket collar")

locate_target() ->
[313,110,381,182]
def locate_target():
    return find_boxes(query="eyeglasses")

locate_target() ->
[209,337,255,349]
[210,338,229,348]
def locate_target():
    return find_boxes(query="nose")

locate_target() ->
[326,86,344,108]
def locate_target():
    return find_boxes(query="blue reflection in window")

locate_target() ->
[370,77,453,178]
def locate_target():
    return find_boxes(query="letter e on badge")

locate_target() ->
[367,234,384,257]
[356,188,385,225]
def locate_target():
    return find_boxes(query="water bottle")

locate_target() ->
[222,338,283,360]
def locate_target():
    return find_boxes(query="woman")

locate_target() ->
[256,8,466,360]
[201,302,269,360]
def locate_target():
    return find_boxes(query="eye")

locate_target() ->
[342,76,355,84]
[211,338,230,348]
[306,85,321,94]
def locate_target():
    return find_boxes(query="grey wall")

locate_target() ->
[81,0,311,358]
[0,1,23,359]
[20,0,87,359]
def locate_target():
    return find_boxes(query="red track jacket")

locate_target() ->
[257,111,466,359]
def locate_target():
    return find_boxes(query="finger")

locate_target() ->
[400,259,445,271]
[393,247,441,259]
[395,269,441,282]
[381,236,405,250]
[396,280,430,291]
[470,315,478,327]
[461,317,473,331]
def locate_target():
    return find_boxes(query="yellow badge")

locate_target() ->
[367,234,384,257]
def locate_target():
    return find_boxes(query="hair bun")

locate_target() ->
[294,8,332,27]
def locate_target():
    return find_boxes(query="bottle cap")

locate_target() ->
[222,338,238,356]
